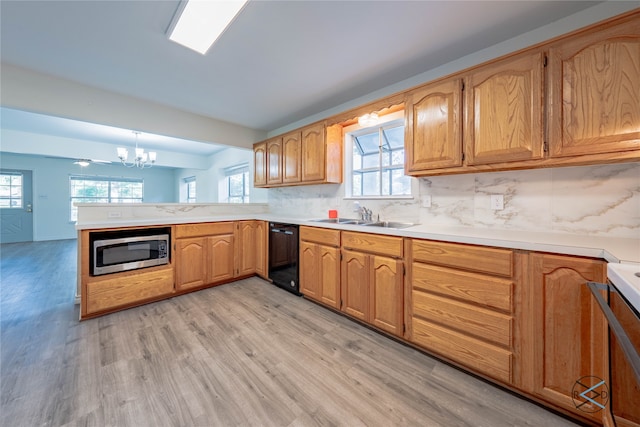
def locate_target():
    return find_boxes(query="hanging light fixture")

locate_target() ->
[117,131,157,168]
[358,112,379,127]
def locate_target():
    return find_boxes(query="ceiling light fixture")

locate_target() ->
[168,0,248,55]
[75,160,91,167]
[117,131,157,169]
[358,112,379,127]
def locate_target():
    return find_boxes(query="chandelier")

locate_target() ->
[116,131,157,168]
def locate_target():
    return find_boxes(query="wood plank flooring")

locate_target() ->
[1,239,579,426]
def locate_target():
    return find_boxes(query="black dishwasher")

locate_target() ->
[268,223,300,295]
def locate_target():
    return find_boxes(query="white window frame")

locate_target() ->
[69,175,143,221]
[0,171,24,208]
[222,164,250,203]
[184,176,196,203]
[343,111,416,200]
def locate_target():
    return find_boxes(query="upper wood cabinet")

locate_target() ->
[253,141,266,187]
[548,16,640,158]
[266,137,283,185]
[282,130,302,184]
[301,123,327,182]
[464,50,545,165]
[253,122,342,188]
[405,78,463,172]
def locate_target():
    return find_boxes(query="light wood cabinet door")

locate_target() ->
[85,267,174,315]
[253,142,267,187]
[236,221,256,277]
[300,241,320,300]
[405,78,463,172]
[319,245,341,309]
[341,249,369,322]
[531,253,607,424]
[207,234,235,284]
[465,50,545,165]
[175,237,208,290]
[301,123,326,182]
[255,221,268,278]
[548,17,640,158]
[282,131,302,184]
[370,255,404,336]
[267,138,283,185]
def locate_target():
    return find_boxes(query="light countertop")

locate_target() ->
[76,214,640,264]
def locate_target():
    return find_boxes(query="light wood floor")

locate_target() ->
[1,239,579,427]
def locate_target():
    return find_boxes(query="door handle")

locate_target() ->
[26,203,33,213]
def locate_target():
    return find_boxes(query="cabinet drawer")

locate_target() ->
[86,267,174,314]
[412,317,512,383]
[412,239,513,277]
[342,231,403,258]
[412,263,513,312]
[300,226,340,247]
[175,222,235,238]
[412,291,513,347]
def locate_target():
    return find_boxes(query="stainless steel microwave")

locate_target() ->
[92,233,169,276]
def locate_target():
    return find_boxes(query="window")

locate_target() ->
[224,164,250,203]
[69,176,143,221]
[185,176,196,203]
[347,117,411,198]
[0,172,23,208]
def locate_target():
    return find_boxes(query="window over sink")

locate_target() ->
[344,111,413,198]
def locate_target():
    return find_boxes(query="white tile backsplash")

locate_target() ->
[267,162,640,238]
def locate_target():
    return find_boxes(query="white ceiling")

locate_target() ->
[0,0,608,161]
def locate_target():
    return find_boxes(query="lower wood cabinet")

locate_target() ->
[529,253,608,424]
[236,220,267,277]
[341,232,404,337]
[174,222,236,291]
[408,239,517,384]
[299,227,341,309]
[85,266,174,315]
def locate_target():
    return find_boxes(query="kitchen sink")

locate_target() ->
[311,218,417,229]
[362,221,417,229]
[310,218,358,224]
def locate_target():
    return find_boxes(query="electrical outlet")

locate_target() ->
[108,211,122,218]
[422,195,432,208]
[490,194,504,210]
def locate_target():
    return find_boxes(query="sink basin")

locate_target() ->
[310,218,417,229]
[362,221,417,229]
[310,218,358,224]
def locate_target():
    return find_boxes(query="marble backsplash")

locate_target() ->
[268,162,640,239]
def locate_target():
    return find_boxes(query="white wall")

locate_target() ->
[174,147,268,203]
[0,152,177,241]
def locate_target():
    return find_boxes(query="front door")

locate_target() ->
[0,169,33,243]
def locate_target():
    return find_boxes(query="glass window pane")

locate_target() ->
[384,126,404,150]
[0,176,10,185]
[362,171,379,196]
[354,132,379,155]
[362,153,380,169]
[390,169,412,195]
[352,173,362,197]
[229,174,243,196]
[352,145,362,170]
[391,148,405,166]
[0,185,9,197]
[0,199,10,207]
